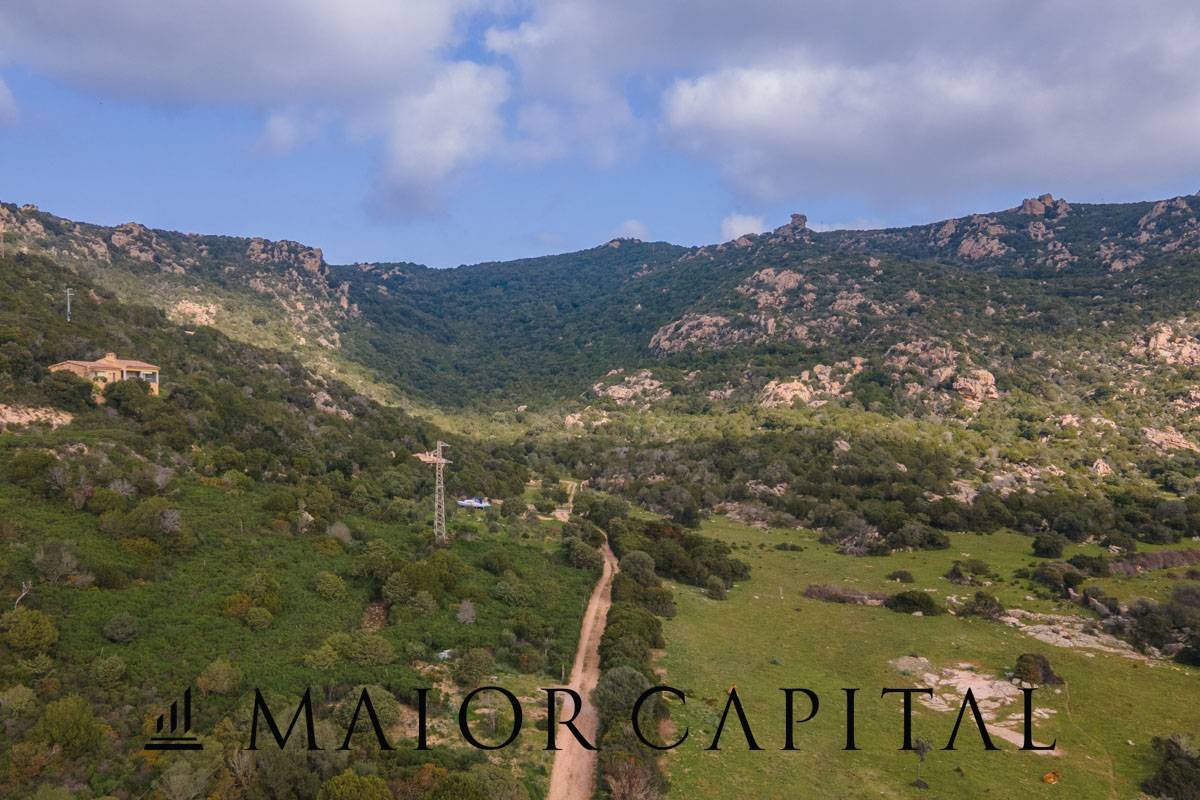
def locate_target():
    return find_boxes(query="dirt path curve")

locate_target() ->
[546,532,618,800]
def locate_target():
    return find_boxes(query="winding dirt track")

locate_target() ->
[546,535,618,800]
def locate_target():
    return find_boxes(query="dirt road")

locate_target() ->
[546,534,618,800]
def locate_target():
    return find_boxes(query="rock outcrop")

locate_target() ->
[953,369,999,409]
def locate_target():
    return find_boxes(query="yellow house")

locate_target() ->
[49,352,161,395]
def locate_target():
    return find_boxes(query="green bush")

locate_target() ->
[961,591,1004,620]
[314,571,346,601]
[2,607,58,653]
[705,574,727,600]
[1013,653,1063,686]
[883,590,944,616]
[244,606,273,631]
[196,658,241,695]
[452,648,494,686]
[92,654,126,688]
[1032,533,1067,558]
[36,370,95,411]
[102,613,138,643]
[36,695,101,756]
[885,570,914,583]
[318,769,392,800]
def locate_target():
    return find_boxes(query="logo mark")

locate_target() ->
[145,688,202,751]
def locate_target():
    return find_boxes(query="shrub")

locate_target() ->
[883,591,944,616]
[1143,735,1200,800]
[804,584,887,606]
[1013,653,1063,686]
[346,633,395,665]
[563,537,603,571]
[93,563,130,590]
[480,550,515,576]
[244,606,274,631]
[886,570,914,583]
[222,592,254,620]
[86,488,127,516]
[621,551,658,587]
[37,370,95,412]
[886,521,950,551]
[453,648,495,686]
[705,575,727,600]
[103,613,138,644]
[314,571,346,601]
[1067,554,1110,577]
[318,769,392,800]
[592,666,651,726]
[1032,533,1067,559]
[197,658,241,695]
[1032,561,1084,593]
[961,591,1004,620]
[382,570,413,604]
[0,685,37,717]
[36,695,101,756]
[246,571,283,613]
[2,607,59,653]
[92,654,126,688]
[410,590,437,615]
[456,599,477,625]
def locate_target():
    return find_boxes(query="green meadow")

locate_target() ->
[659,517,1200,799]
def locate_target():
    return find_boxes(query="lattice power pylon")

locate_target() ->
[414,441,451,545]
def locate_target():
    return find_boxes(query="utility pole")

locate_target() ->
[65,288,74,323]
[414,441,451,545]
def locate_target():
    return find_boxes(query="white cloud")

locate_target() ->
[0,2,480,104]
[0,2,504,212]
[256,111,326,155]
[0,79,16,125]
[663,50,1200,204]
[4,2,1200,218]
[613,218,649,240]
[720,213,764,240]
[375,62,510,213]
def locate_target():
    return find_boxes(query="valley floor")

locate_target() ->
[657,517,1200,799]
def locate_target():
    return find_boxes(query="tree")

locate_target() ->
[197,658,241,695]
[1142,734,1200,800]
[36,695,102,756]
[1032,532,1067,558]
[705,575,727,600]
[621,551,657,587]
[245,607,274,631]
[318,769,391,800]
[2,607,58,653]
[247,571,283,613]
[92,654,126,688]
[453,648,495,687]
[37,370,94,412]
[315,571,346,601]
[456,599,477,625]
[592,666,651,727]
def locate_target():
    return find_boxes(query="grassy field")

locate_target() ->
[658,517,1200,799]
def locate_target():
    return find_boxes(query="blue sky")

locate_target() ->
[2,2,1198,267]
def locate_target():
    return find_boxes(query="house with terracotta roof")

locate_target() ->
[49,352,161,396]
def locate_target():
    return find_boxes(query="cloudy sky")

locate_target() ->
[1,1,1198,266]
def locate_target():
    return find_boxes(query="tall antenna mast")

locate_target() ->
[414,441,451,545]
[65,288,74,323]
